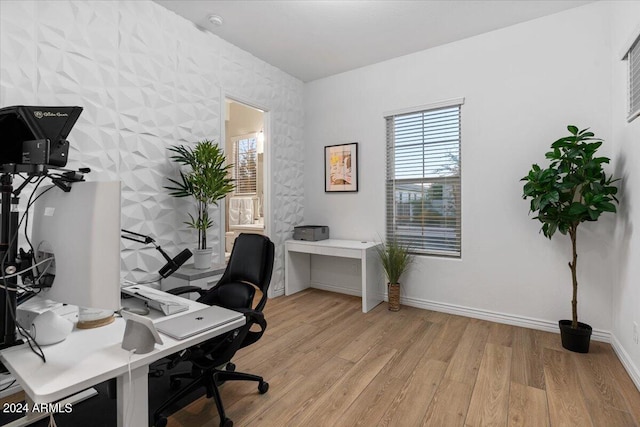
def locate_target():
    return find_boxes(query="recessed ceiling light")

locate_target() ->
[208,14,223,26]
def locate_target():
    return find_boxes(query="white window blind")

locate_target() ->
[385,103,462,257]
[232,134,258,194]
[623,33,640,122]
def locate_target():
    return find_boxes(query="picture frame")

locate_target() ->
[325,142,358,192]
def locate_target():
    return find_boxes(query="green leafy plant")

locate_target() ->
[376,239,414,285]
[522,125,618,329]
[165,140,235,250]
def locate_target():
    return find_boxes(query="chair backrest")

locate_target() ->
[197,233,274,312]
[189,234,274,369]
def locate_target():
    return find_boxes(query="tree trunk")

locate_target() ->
[568,225,578,329]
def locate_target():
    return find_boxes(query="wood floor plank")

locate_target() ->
[583,402,638,427]
[423,378,474,427]
[302,298,359,328]
[465,343,512,427]
[242,356,354,426]
[337,312,396,362]
[262,289,324,317]
[543,348,594,427]
[487,322,515,348]
[536,329,565,352]
[508,381,550,427]
[599,341,640,424]
[337,374,404,427]
[294,309,367,354]
[288,345,397,426]
[168,364,303,427]
[380,358,447,426]
[249,344,330,379]
[572,344,631,414]
[265,307,314,338]
[384,321,443,382]
[165,290,640,427]
[422,309,453,325]
[444,319,491,385]
[223,368,304,426]
[511,327,546,390]
[232,323,318,368]
[382,316,433,351]
[423,314,470,363]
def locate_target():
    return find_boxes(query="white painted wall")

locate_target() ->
[304,1,618,335]
[611,1,640,388]
[0,0,304,293]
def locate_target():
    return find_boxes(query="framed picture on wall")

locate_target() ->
[325,142,358,192]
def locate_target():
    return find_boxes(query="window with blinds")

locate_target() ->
[385,102,462,257]
[232,134,258,194]
[625,35,640,122]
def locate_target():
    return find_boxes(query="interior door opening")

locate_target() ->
[224,99,267,260]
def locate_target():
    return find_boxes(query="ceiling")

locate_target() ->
[154,0,593,82]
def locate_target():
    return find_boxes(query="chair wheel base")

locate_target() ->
[258,381,269,394]
[222,417,233,427]
[154,416,168,427]
[226,362,236,372]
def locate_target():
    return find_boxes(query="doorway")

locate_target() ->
[224,99,267,259]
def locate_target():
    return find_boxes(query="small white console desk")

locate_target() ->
[285,239,383,313]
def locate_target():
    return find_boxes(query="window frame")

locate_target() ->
[384,98,464,258]
[231,133,259,195]
[622,31,640,123]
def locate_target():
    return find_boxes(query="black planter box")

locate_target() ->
[559,320,592,353]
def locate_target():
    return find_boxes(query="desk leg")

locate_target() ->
[285,251,311,295]
[362,247,384,313]
[116,364,149,427]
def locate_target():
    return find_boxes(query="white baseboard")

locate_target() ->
[397,294,611,343]
[610,334,640,392]
[309,282,361,297]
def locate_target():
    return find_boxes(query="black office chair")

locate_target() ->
[153,233,275,427]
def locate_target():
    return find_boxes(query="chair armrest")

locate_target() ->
[236,309,267,348]
[166,286,207,297]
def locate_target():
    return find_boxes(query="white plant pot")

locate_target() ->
[193,248,213,269]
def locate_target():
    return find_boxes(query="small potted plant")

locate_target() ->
[522,125,618,353]
[165,140,235,269]
[376,239,414,311]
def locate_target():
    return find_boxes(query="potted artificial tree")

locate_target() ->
[376,239,414,311]
[522,125,618,353]
[166,140,235,269]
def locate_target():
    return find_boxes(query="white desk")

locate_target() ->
[285,239,383,313]
[0,293,245,427]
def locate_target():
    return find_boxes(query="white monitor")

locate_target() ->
[31,181,121,313]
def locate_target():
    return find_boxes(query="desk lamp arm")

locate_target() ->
[121,229,192,279]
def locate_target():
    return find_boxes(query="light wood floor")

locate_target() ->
[168,289,640,427]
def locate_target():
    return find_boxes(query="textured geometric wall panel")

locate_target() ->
[0,0,305,293]
[0,1,37,106]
